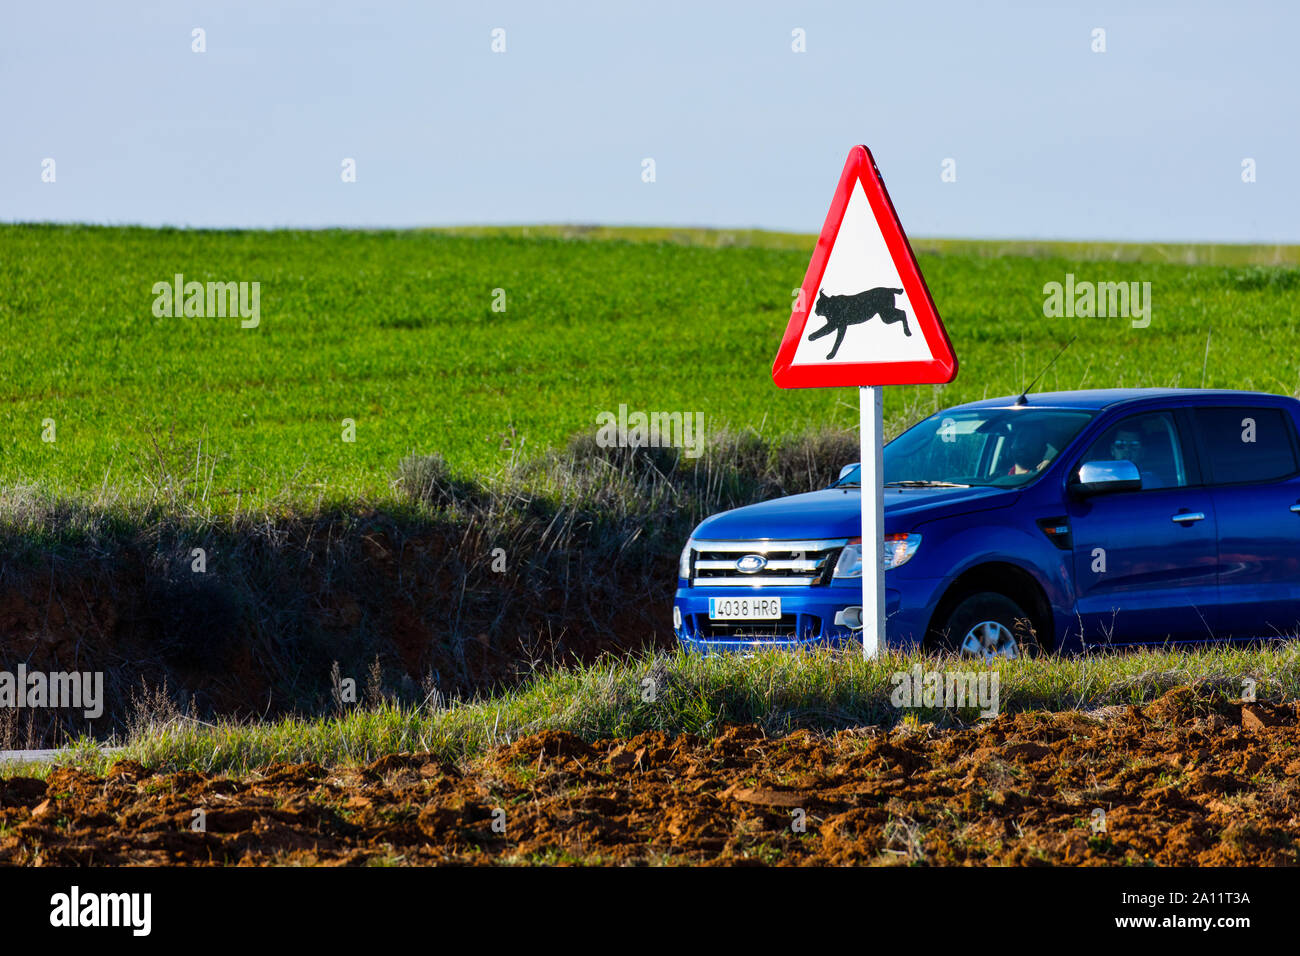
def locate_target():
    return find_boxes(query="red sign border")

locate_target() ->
[772,146,957,388]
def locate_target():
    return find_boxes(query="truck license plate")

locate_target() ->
[708,597,782,620]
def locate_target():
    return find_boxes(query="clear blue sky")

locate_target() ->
[2,0,1295,242]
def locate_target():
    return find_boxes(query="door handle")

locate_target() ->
[1171,512,1205,523]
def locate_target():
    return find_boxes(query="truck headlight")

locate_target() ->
[833,540,864,579]
[883,533,922,570]
[678,537,694,580]
[833,534,922,578]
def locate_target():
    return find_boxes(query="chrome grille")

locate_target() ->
[687,539,847,587]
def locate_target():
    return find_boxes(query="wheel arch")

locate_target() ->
[924,561,1055,652]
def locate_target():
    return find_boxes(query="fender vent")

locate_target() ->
[1036,516,1071,550]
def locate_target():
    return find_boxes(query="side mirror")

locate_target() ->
[1073,459,1141,496]
[838,462,859,481]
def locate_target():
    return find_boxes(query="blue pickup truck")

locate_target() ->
[673,388,1300,658]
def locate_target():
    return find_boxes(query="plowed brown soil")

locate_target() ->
[3,688,1299,865]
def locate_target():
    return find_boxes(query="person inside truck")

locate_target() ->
[1081,413,1186,490]
[1107,425,1168,489]
[1004,425,1052,476]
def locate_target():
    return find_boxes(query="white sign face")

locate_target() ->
[788,180,937,368]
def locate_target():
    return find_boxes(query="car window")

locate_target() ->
[1193,407,1298,484]
[868,408,1095,488]
[1079,411,1187,490]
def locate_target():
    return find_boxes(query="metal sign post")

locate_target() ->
[860,385,886,657]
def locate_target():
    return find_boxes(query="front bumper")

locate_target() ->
[673,580,934,653]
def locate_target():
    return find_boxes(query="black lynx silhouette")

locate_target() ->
[807,287,911,359]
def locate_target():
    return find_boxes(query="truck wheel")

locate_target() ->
[939,592,1039,660]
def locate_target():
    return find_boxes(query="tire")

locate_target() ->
[937,592,1040,660]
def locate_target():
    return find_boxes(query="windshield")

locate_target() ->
[835,407,1096,489]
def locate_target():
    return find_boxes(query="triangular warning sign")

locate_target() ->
[772,146,957,388]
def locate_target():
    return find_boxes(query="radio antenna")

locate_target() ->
[1016,335,1078,405]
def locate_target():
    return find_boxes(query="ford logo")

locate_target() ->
[735,554,767,574]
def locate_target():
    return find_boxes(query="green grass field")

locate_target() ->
[2,223,1299,508]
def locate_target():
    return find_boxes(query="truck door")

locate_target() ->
[1191,405,1300,640]
[1066,410,1219,645]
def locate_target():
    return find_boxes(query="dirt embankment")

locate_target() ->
[0,512,677,747]
[3,688,1297,865]
[0,433,858,747]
